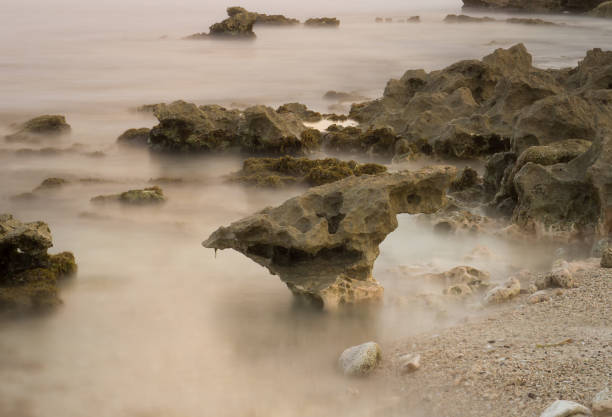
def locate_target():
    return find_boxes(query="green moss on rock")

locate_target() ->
[5,115,71,143]
[229,155,387,188]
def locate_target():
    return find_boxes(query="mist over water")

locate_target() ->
[1,1,610,416]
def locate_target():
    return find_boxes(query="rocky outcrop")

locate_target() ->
[91,186,166,205]
[589,1,612,17]
[228,156,387,188]
[512,133,611,240]
[462,0,607,13]
[304,17,340,27]
[147,101,313,156]
[0,214,77,315]
[276,103,322,123]
[186,7,300,39]
[5,115,71,144]
[117,128,150,147]
[203,166,455,309]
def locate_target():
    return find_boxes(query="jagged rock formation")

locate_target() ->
[5,115,71,144]
[228,156,387,188]
[462,0,607,13]
[147,101,315,155]
[276,103,322,123]
[0,214,77,315]
[186,7,300,39]
[204,166,455,309]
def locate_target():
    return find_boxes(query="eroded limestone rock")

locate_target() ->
[203,166,455,309]
[5,115,71,144]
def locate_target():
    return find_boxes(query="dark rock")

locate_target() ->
[117,128,150,147]
[91,186,166,205]
[5,115,71,144]
[304,17,340,27]
[462,0,607,13]
[589,1,612,17]
[0,214,77,315]
[444,14,497,23]
[228,156,387,188]
[277,103,322,123]
[506,18,559,26]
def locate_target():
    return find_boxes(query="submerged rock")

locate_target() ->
[506,17,559,26]
[5,115,71,144]
[0,214,77,315]
[338,342,381,376]
[203,166,455,309]
[35,177,69,191]
[228,156,386,188]
[304,17,340,27]
[444,14,496,23]
[117,128,150,147]
[91,186,166,205]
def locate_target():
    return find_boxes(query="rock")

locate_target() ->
[203,166,455,309]
[592,388,612,417]
[276,103,322,123]
[450,167,480,192]
[589,1,612,17]
[536,265,577,289]
[0,214,77,315]
[338,342,381,376]
[5,115,71,144]
[323,91,369,103]
[512,133,612,240]
[228,156,387,188]
[322,125,401,160]
[117,128,150,147]
[147,101,312,156]
[506,18,558,25]
[422,266,491,296]
[423,202,495,235]
[565,48,612,92]
[407,16,420,22]
[528,290,552,304]
[188,7,257,39]
[539,400,592,417]
[304,17,340,27]
[91,186,166,205]
[444,14,497,23]
[462,0,607,13]
[375,17,384,23]
[34,177,69,191]
[254,13,299,26]
[601,248,612,268]
[398,353,421,374]
[483,277,520,304]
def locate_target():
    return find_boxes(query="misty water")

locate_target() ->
[1,1,611,416]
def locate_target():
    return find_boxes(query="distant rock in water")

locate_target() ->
[0,214,77,316]
[5,115,71,144]
[91,186,166,205]
[186,6,300,39]
[117,128,150,147]
[304,17,340,27]
[146,100,315,156]
[589,1,612,17]
[505,17,560,26]
[228,155,387,188]
[444,14,497,23]
[203,166,455,309]
[323,90,369,103]
[462,0,607,13]
[407,16,421,23]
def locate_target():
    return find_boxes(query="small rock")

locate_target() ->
[601,248,612,268]
[398,353,421,374]
[593,388,612,417]
[338,342,381,376]
[536,266,577,290]
[483,277,520,304]
[528,290,551,304]
[539,400,592,417]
